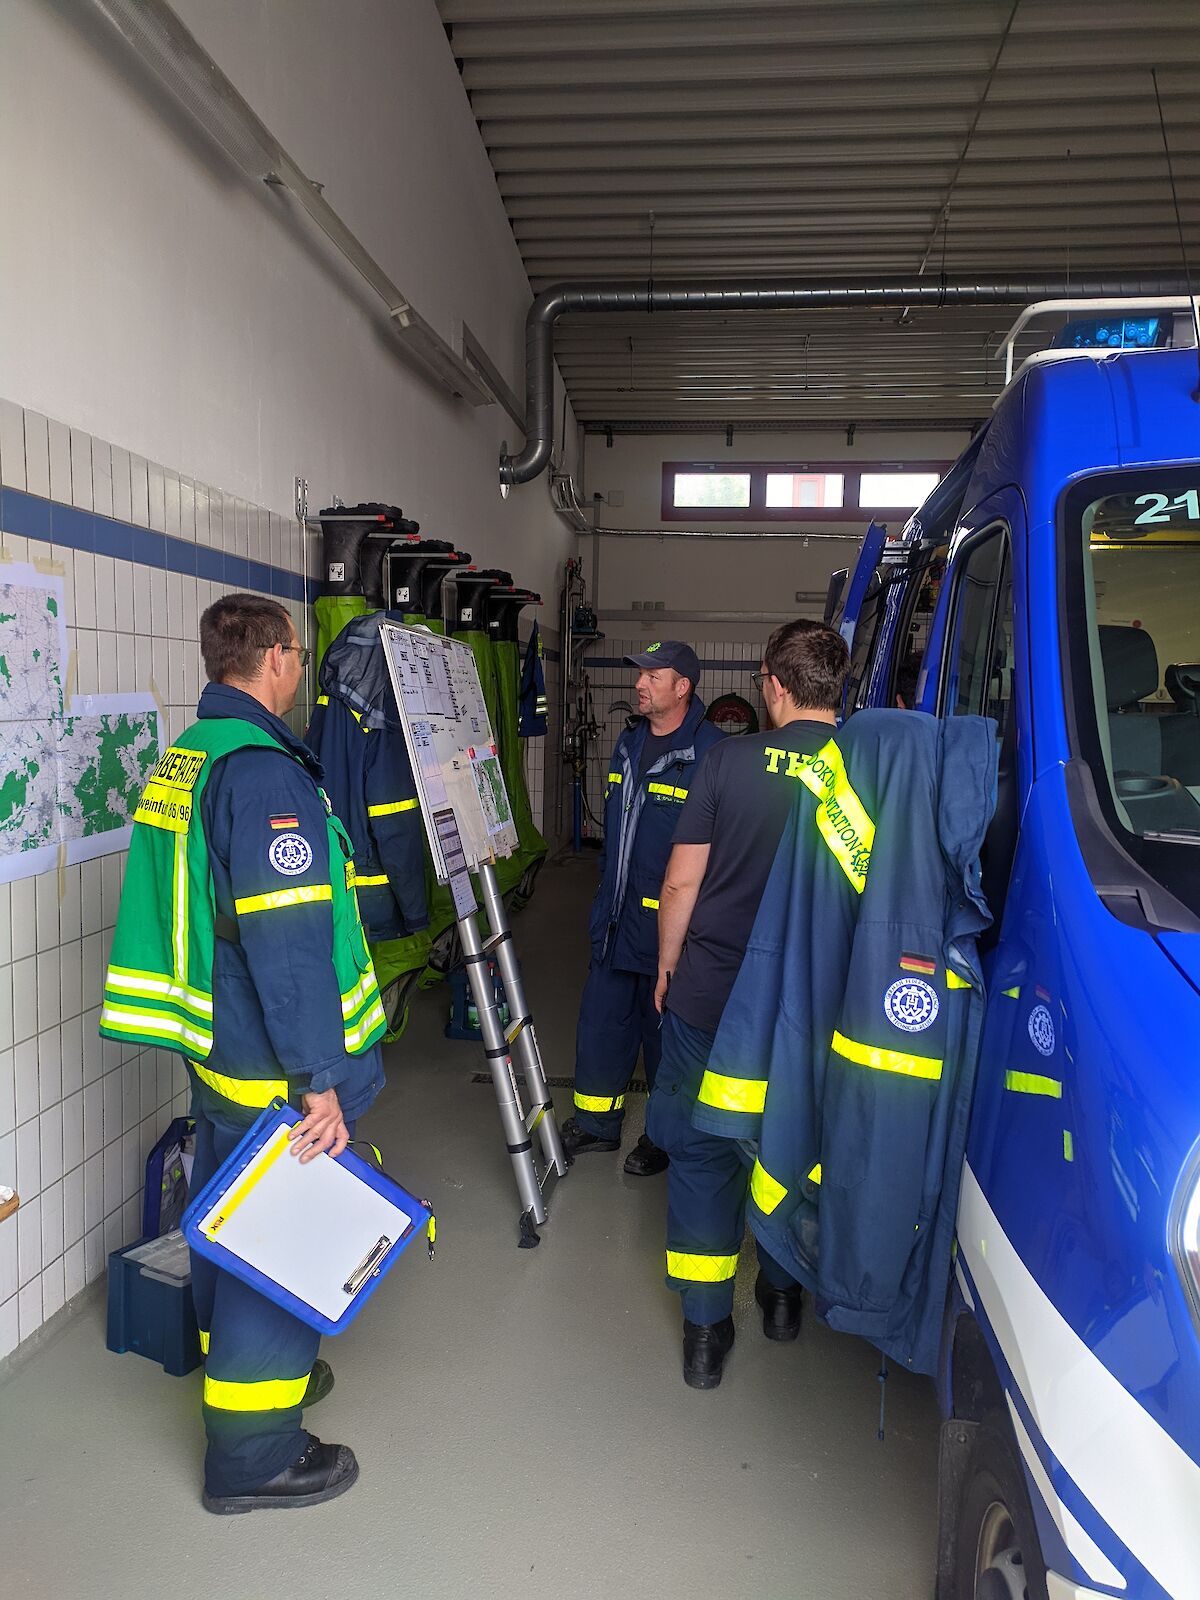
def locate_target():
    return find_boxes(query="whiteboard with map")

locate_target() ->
[0,563,161,882]
[377,621,518,880]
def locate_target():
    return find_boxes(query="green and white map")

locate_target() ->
[0,565,160,882]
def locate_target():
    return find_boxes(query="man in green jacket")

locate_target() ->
[102,594,386,1512]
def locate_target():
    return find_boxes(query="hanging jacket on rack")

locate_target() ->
[699,710,997,1375]
[518,622,548,738]
[306,612,428,943]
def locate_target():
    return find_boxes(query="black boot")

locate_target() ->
[623,1134,669,1177]
[202,1436,359,1514]
[560,1116,619,1155]
[682,1317,736,1390]
[755,1272,804,1341]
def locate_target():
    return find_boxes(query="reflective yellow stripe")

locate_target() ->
[344,1001,387,1050]
[831,1030,943,1082]
[673,787,689,800]
[946,969,972,990]
[203,1373,310,1412]
[173,832,188,986]
[367,799,420,816]
[750,1157,787,1216]
[791,740,875,892]
[353,873,390,887]
[1004,1071,1062,1099]
[574,1091,625,1112]
[807,1163,822,1185]
[191,1060,289,1108]
[666,1250,739,1283]
[100,1003,212,1052]
[607,772,622,784]
[105,966,213,1016]
[234,884,333,915]
[697,1070,768,1114]
[1002,986,1020,999]
[340,972,379,1018]
[641,897,660,910]
[316,695,329,705]
[1063,1129,1075,1162]
[198,1330,210,1356]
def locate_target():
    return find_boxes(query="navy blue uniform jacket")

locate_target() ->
[198,684,383,1123]
[307,612,428,941]
[702,710,996,1374]
[589,697,724,976]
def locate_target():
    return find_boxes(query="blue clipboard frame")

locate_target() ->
[182,1100,431,1336]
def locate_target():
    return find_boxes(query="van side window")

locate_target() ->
[943,525,1013,736]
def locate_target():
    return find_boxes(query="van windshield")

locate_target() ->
[1069,472,1200,899]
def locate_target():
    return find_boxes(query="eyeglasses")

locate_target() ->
[281,645,311,669]
[750,670,769,692]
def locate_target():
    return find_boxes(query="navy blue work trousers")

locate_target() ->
[189,1105,323,1497]
[647,1009,797,1324]
[572,957,663,1140]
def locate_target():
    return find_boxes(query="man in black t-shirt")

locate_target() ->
[645,619,851,1389]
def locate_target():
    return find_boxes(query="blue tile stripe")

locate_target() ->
[0,486,312,603]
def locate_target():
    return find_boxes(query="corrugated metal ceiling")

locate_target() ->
[436,0,1200,425]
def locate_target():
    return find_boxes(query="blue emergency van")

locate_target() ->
[835,301,1200,1600]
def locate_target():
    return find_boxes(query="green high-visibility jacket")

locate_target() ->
[99,708,386,1113]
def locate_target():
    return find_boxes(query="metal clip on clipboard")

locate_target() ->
[344,1235,393,1296]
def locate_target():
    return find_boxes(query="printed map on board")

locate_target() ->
[0,566,161,881]
[379,623,519,877]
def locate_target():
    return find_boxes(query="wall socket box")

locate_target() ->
[606,490,624,507]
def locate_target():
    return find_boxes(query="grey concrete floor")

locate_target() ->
[0,854,938,1600]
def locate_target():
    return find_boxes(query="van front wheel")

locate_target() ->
[952,1420,1048,1600]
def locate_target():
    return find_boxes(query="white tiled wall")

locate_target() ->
[0,399,315,1364]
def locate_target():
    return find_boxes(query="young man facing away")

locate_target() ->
[647,619,852,1388]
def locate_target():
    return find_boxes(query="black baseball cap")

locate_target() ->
[623,640,702,688]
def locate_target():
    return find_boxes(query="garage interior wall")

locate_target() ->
[0,0,576,1361]
[583,426,974,643]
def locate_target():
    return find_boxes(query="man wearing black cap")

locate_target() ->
[562,641,724,1174]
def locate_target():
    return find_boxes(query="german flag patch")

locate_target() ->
[899,952,937,976]
[270,814,299,831]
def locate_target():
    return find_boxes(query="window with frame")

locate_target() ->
[661,459,949,522]
[940,523,1014,740]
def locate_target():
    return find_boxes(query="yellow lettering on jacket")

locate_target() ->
[764,747,786,774]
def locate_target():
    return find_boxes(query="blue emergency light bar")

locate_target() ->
[1054,315,1166,351]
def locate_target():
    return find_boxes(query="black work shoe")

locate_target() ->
[302,1359,334,1408]
[682,1317,736,1390]
[755,1272,804,1342]
[560,1116,620,1155]
[202,1437,359,1514]
[623,1134,669,1177]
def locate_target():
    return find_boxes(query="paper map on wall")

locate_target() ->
[378,622,518,881]
[0,563,161,882]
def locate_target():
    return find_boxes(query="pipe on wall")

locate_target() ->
[501,275,1194,488]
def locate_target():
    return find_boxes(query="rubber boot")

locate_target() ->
[383,539,456,617]
[360,519,419,610]
[451,573,505,634]
[317,502,398,598]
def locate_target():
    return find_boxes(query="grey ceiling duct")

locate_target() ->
[500,275,1194,488]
